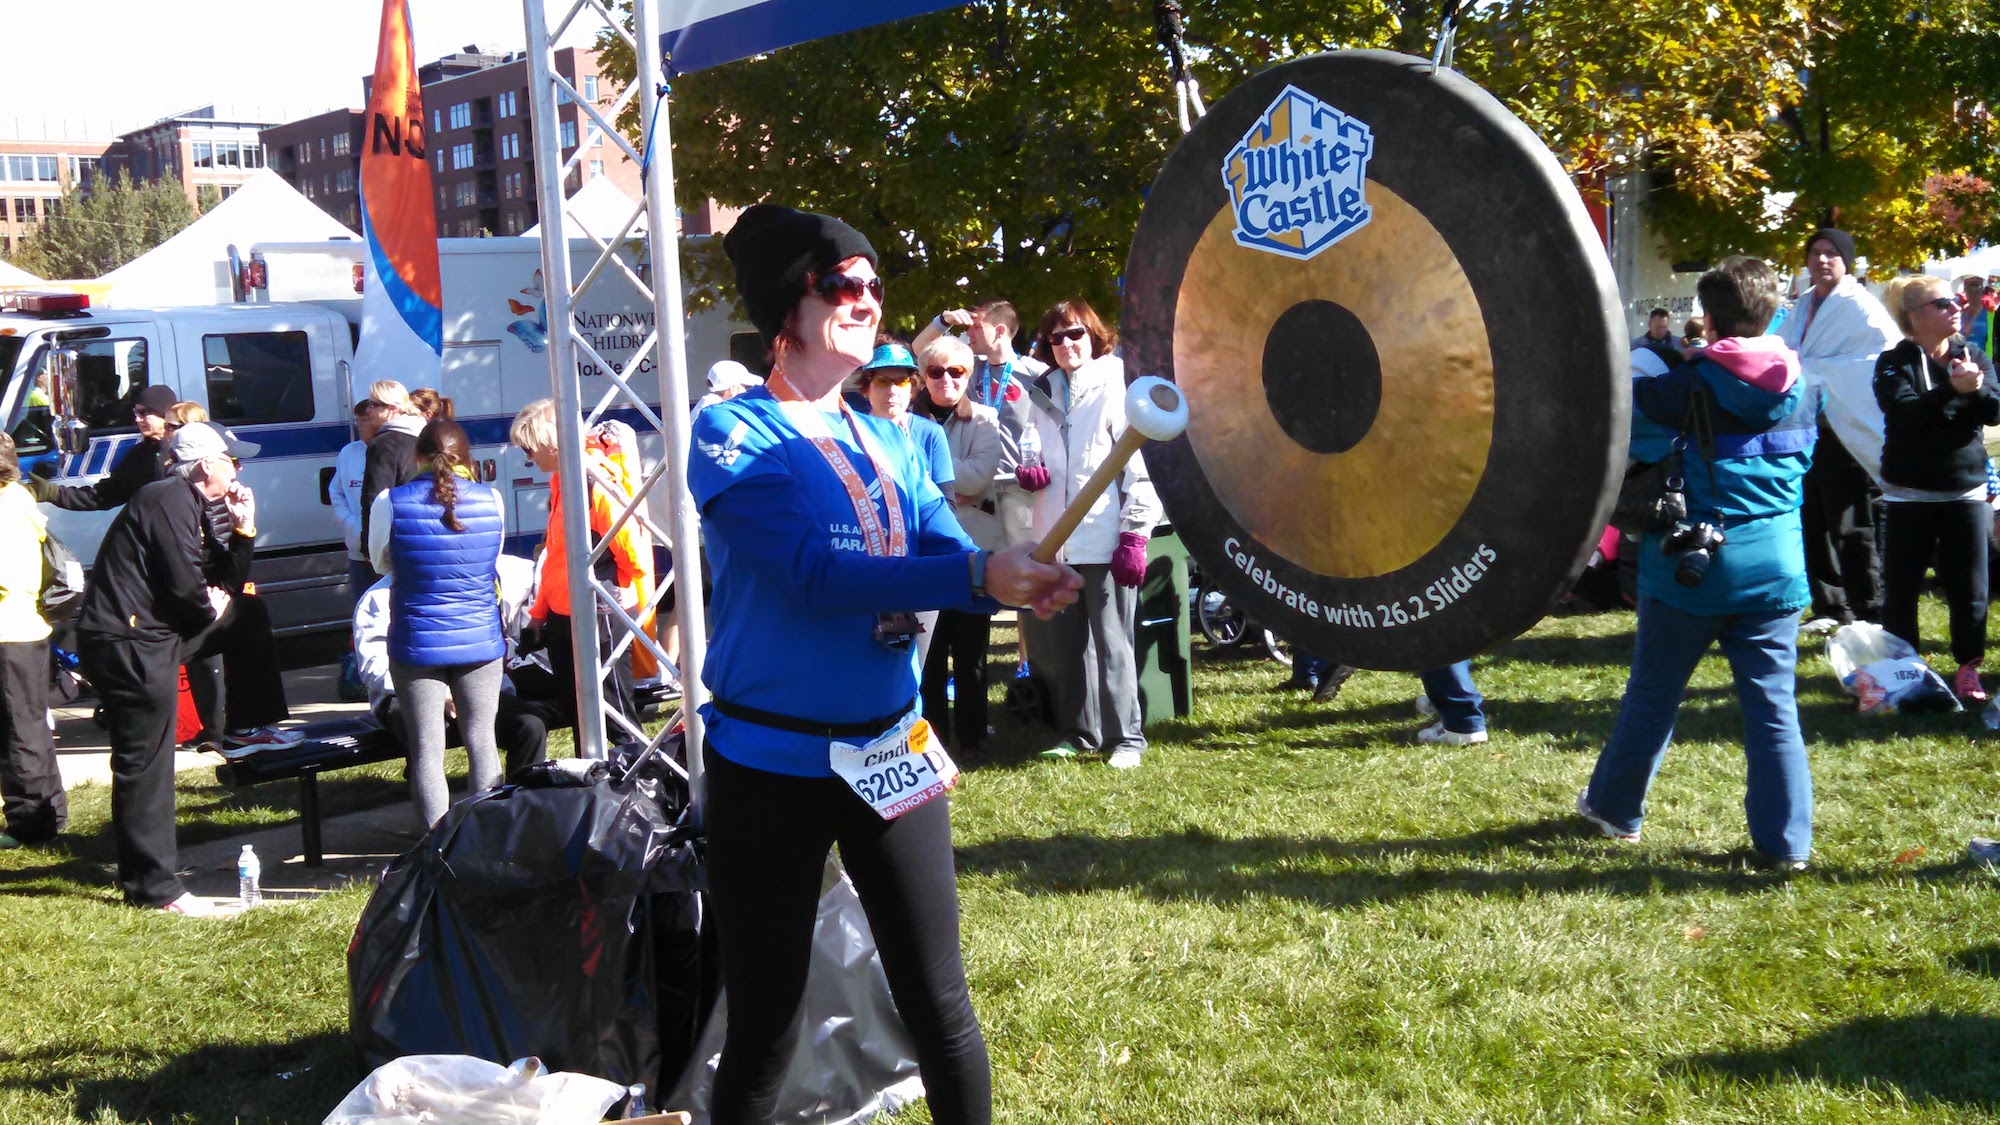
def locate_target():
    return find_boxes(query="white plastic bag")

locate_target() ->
[1827,622,1917,693]
[323,1055,626,1125]
[1827,623,1960,714]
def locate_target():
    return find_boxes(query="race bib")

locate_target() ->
[831,713,958,820]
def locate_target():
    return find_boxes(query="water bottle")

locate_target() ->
[237,844,262,908]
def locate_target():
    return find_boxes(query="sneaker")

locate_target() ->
[157,892,226,917]
[1038,741,1080,761]
[224,726,305,751]
[1415,694,1438,719]
[1956,663,1987,704]
[1107,748,1143,770]
[1970,838,2000,865]
[1277,672,1319,692]
[1415,721,1487,745]
[1575,789,1640,843]
[1311,664,1357,704]
[182,730,225,754]
[1799,616,1842,636]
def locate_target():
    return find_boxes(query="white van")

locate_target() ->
[0,237,754,638]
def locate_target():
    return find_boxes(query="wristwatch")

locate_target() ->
[969,549,990,599]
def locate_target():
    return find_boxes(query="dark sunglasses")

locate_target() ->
[869,370,915,385]
[813,272,884,305]
[1049,326,1091,344]
[1918,297,1959,313]
[925,364,968,380]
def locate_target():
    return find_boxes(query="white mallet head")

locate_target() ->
[1126,376,1189,442]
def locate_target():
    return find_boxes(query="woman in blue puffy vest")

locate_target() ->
[366,419,506,828]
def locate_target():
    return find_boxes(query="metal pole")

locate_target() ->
[633,1,711,801]
[524,0,608,758]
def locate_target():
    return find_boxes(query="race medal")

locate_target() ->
[831,714,959,820]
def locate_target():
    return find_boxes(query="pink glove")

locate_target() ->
[1015,464,1051,492]
[1110,532,1148,587]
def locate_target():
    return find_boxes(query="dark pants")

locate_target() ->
[1801,427,1883,622]
[0,640,66,842]
[373,692,552,780]
[1883,499,1991,667]
[1018,564,1143,754]
[544,610,638,749]
[78,630,186,907]
[920,610,991,751]
[702,750,990,1125]
[184,593,288,734]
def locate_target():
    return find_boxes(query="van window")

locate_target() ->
[204,331,313,424]
[72,338,152,431]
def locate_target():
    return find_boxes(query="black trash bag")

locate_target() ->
[348,740,709,1097]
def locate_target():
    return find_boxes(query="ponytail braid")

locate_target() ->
[414,418,474,533]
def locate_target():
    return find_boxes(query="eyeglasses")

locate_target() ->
[925,365,968,380]
[869,371,915,385]
[1050,326,1091,344]
[813,272,884,305]
[1917,297,1959,313]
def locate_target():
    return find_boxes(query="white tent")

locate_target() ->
[523,175,647,241]
[96,169,357,307]
[0,258,42,286]
[1923,245,2000,281]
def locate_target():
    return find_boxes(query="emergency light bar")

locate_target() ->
[0,292,90,314]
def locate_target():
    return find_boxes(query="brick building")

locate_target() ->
[264,46,687,239]
[102,106,275,204]
[0,137,110,254]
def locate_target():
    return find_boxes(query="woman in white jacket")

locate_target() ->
[1017,300,1162,768]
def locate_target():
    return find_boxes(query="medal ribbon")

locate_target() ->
[771,375,908,557]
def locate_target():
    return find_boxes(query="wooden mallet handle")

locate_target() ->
[1029,377,1189,565]
[1031,427,1149,564]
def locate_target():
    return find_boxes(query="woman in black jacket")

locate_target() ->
[1874,274,2000,703]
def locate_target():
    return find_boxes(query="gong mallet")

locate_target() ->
[1030,376,1190,564]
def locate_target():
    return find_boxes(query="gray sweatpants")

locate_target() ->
[390,657,503,830]
[1019,563,1144,755]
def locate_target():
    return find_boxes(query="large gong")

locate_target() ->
[1125,50,1628,671]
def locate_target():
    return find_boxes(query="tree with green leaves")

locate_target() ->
[5,169,204,280]
[599,0,1999,330]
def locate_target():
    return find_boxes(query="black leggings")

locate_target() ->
[1882,498,1991,667]
[702,748,990,1125]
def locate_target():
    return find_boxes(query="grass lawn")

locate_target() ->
[2,601,1998,1123]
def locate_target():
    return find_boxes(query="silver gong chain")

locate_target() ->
[1153,0,1207,133]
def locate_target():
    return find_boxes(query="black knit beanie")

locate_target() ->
[723,204,878,344]
[1805,227,1856,272]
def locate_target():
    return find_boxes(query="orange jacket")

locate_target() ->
[529,449,651,621]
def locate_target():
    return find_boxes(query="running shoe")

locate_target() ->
[1955,663,1987,704]
[224,726,306,751]
[1575,789,1640,843]
[1416,721,1487,746]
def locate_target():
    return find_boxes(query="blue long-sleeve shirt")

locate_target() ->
[689,387,990,776]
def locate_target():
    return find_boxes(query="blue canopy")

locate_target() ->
[657,0,968,75]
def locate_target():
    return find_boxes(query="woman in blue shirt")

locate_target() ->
[689,204,1079,1125]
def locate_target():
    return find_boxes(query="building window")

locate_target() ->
[435,150,445,173]
[436,185,446,207]
[589,160,603,178]
[336,168,355,192]
[433,109,442,134]
[503,212,519,235]
[331,132,351,156]
[499,90,517,118]
[501,133,518,160]
[560,121,577,149]
[450,102,471,130]
[204,332,313,424]
[299,143,310,164]
[322,173,331,195]
[455,180,477,207]
[13,198,32,222]
[193,141,214,168]
[583,75,600,101]
[457,218,476,236]
[452,143,474,170]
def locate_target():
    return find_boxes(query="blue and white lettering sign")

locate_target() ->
[1222,85,1374,259]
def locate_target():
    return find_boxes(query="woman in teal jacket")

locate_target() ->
[1580,257,1818,868]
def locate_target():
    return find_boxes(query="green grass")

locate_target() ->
[4,601,1999,1123]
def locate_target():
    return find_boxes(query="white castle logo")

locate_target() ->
[1223,85,1374,259]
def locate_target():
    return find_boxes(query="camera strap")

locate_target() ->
[1687,387,1723,519]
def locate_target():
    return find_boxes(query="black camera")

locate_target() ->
[1662,520,1725,587]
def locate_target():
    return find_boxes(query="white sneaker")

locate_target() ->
[1415,694,1438,718]
[1799,616,1841,636]
[1107,748,1143,770]
[158,892,230,917]
[1415,721,1486,745]
[1576,789,1641,843]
